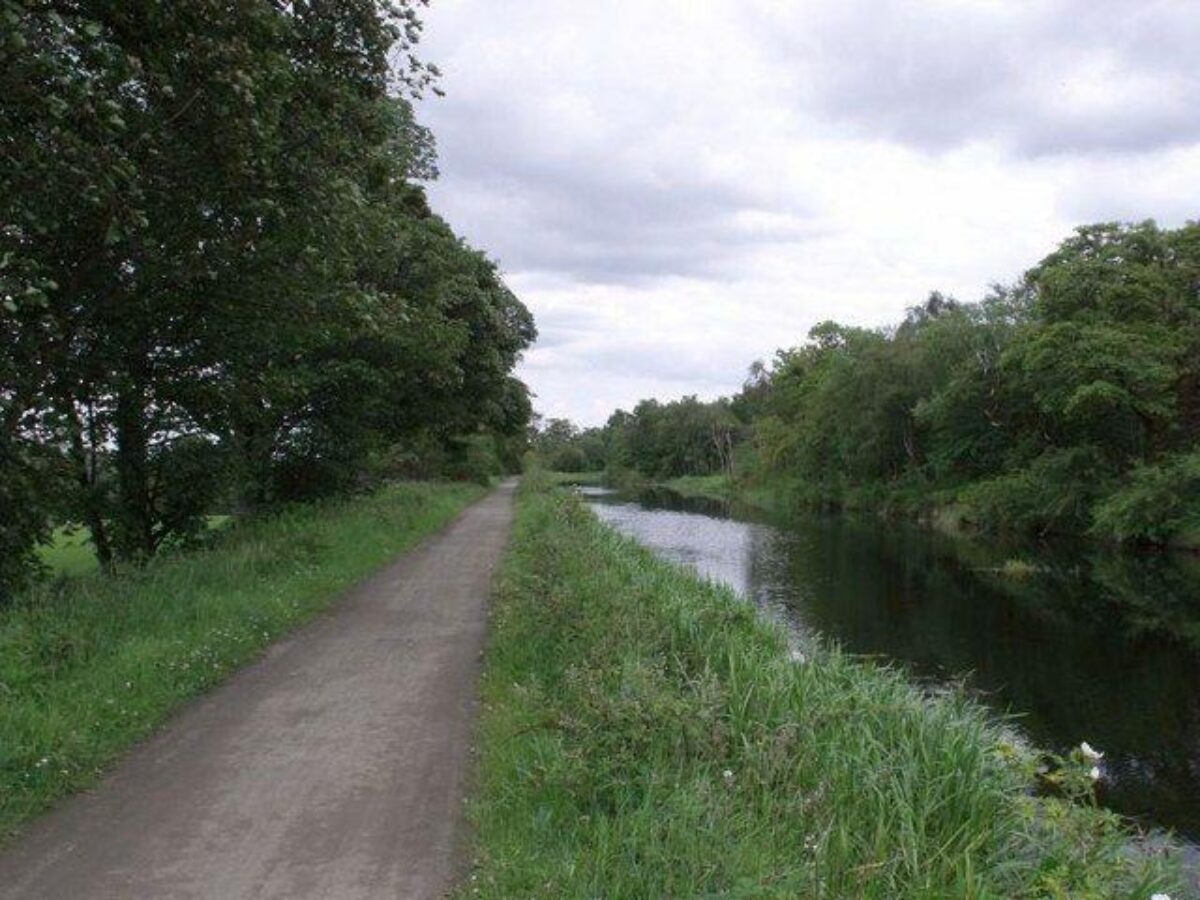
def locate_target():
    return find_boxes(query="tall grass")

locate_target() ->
[462,475,1181,898]
[0,481,482,839]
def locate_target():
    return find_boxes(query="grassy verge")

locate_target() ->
[462,475,1181,898]
[0,480,483,839]
[661,473,737,501]
[544,470,606,487]
[657,473,785,514]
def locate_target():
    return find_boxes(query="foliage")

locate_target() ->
[0,1,534,595]
[587,221,1200,545]
[0,480,481,838]
[604,395,741,478]
[958,446,1115,536]
[442,434,504,486]
[461,479,1181,897]
[531,417,607,472]
[1091,452,1200,545]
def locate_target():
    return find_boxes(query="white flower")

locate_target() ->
[1088,766,1101,781]
[1079,741,1104,761]
[722,769,735,784]
[1151,894,1171,900]
[789,648,806,664]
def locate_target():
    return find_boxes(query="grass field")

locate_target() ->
[544,470,606,487]
[661,472,737,500]
[36,527,98,578]
[461,474,1181,898]
[37,516,234,578]
[0,481,483,840]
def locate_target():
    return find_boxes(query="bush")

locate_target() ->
[1091,451,1200,546]
[549,445,588,472]
[444,434,503,485]
[959,446,1113,536]
[0,437,61,602]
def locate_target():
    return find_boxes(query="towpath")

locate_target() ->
[0,480,516,899]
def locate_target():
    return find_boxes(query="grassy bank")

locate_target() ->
[544,470,606,487]
[463,476,1180,898]
[660,473,738,501]
[0,480,483,839]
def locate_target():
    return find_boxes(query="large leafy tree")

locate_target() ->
[604,220,1199,544]
[0,0,534,594]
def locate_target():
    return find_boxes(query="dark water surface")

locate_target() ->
[582,486,1200,845]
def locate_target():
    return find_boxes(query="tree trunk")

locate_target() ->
[114,379,156,560]
[65,400,114,569]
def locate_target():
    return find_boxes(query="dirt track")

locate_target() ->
[0,480,516,899]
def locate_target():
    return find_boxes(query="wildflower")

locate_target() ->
[1079,741,1104,761]
[1151,894,1171,900]
[722,769,735,785]
[1088,766,1100,781]
[789,648,806,664]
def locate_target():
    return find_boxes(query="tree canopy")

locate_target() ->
[572,221,1200,547]
[1,0,534,596]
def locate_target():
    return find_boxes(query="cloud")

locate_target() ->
[416,0,1200,425]
[420,0,821,285]
[430,107,809,283]
[759,0,1200,157]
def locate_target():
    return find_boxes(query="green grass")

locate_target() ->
[661,473,737,501]
[36,527,98,577]
[544,470,606,487]
[0,480,483,840]
[461,474,1181,898]
[38,515,235,577]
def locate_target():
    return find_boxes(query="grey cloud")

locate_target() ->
[526,320,770,388]
[424,94,819,284]
[521,304,614,351]
[761,0,1200,157]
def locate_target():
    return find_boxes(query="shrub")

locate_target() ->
[959,446,1113,536]
[444,434,502,485]
[1091,451,1200,546]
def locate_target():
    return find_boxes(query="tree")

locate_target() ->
[0,0,534,591]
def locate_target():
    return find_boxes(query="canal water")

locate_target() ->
[582,485,1200,846]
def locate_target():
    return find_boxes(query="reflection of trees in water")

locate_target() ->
[1085,552,1200,652]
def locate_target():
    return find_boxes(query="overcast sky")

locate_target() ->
[415,0,1200,427]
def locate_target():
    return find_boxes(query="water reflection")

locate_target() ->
[584,485,1200,844]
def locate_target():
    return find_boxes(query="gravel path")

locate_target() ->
[0,480,516,899]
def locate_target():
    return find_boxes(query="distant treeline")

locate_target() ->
[1,2,535,595]
[543,221,1200,547]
